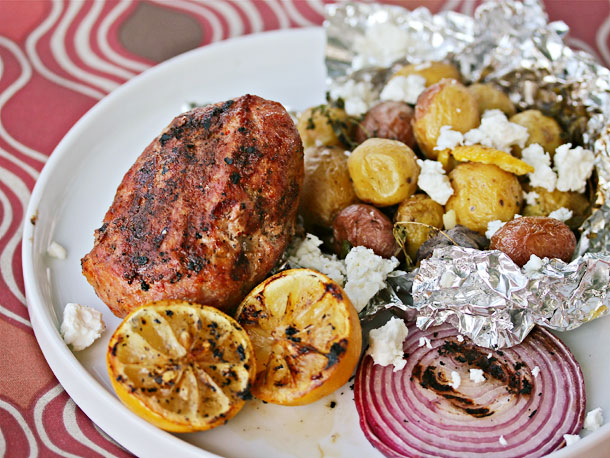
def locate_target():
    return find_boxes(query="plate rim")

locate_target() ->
[21,23,610,458]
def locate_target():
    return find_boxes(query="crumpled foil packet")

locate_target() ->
[411,247,610,348]
[325,0,610,346]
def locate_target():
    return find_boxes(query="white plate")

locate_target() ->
[22,27,610,458]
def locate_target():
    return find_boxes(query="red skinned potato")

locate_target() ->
[490,216,576,267]
[332,204,399,258]
[355,101,415,148]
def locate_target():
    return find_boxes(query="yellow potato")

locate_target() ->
[445,162,523,234]
[393,61,461,86]
[522,186,591,230]
[509,110,563,157]
[347,138,419,207]
[297,105,353,149]
[413,79,480,160]
[451,145,534,175]
[394,194,444,260]
[300,145,359,228]
[467,83,516,116]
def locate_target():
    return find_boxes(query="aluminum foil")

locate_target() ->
[324,0,610,346]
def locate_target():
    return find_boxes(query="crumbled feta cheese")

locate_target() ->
[463,110,529,153]
[563,434,581,446]
[554,143,595,193]
[367,317,409,371]
[499,436,508,446]
[521,144,557,191]
[418,337,432,349]
[60,303,106,351]
[354,24,416,69]
[442,209,457,230]
[548,207,573,222]
[47,241,67,260]
[450,371,461,389]
[531,365,541,378]
[457,334,464,342]
[414,61,432,71]
[416,159,454,205]
[523,254,544,274]
[523,190,540,206]
[584,407,604,431]
[287,234,346,284]
[470,368,485,383]
[434,125,464,151]
[485,220,505,240]
[344,247,399,312]
[487,353,493,359]
[329,79,375,116]
[380,75,427,105]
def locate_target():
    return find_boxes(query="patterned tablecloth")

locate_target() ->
[1,1,609,457]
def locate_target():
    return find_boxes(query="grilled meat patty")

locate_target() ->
[82,94,304,317]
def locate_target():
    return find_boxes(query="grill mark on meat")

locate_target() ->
[82,95,303,317]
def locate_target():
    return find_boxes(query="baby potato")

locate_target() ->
[297,105,353,149]
[393,61,461,86]
[467,83,516,117]
[413,79,480,160]
[355,101,415,148]
[445,162,523,234]
[347,138,419,207]
[490,216,576,266]
[509,109,563,157]
[332,204,399,258]
[522,186,591,230]
[394,194,444,260]
[300,145,359,229]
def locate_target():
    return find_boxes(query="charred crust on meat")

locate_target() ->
[230,172,241,184]
[224,157,233,165]
[140,280,150,291]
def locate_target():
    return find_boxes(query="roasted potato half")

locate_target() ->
[297,105,353,149]
[467,83,516,117]
[300,145,359,229]
[413,79,480,160]
[347,138,419,207]
[392,61,461,86]
[394,194,444,260]
[445,162,523,234]
[509,109,563,157]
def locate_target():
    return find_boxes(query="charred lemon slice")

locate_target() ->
[107,300,255,432]
[451,145,534,175]
[235,269,362,406]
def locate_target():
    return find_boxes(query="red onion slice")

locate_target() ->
[355,323,585,458]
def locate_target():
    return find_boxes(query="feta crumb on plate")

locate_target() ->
[554,143,595,193]
[367,317,409,371]
[499,435,508,446]
[419,336,432,349]
[434,125,464,151]
[469,368,485,383]
[521,143,557,191]
[416,159,454,205]
[548,207,573,222]
[344,246,399,312]
[287,234,346,284]
[329,79,374,117]
[563,434,581,446]
[443,209,457,230]
[450,371,461,390]
[457,334,464,342]
[463,109,529,153]
[584,407,604,431]
[60,303,105,351]
[354,23,416,69]
[47,241,67,259]
[379,75,426,105]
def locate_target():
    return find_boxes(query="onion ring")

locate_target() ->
[355,323,585,457]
